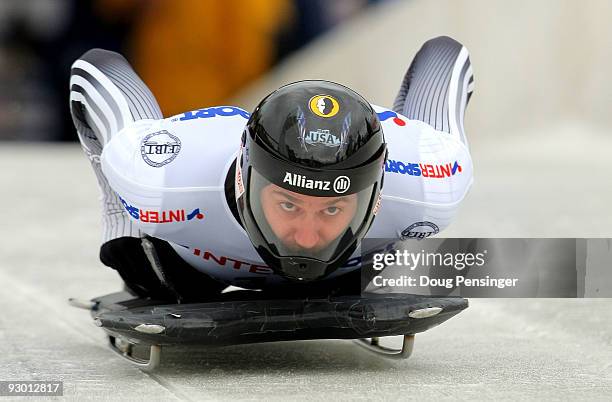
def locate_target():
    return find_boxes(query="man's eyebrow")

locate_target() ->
[324,197,350,206]
[271,191,351,206]
[272,190,304,204]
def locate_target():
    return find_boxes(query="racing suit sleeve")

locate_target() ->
[69,48,164,241]
[69,49,219,300]
[393,36,474,146]
[368,36,474,239]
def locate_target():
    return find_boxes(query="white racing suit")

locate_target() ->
[69,36,474,299]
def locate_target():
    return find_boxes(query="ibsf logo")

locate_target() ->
[304,129,340,147]
[400,221,439,240]
[140,130,181,168]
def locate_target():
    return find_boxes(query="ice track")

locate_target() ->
[1,143,611,401]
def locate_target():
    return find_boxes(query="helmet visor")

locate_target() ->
[248,168,375,262]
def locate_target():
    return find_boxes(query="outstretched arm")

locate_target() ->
[68,50,228,301]
[69,48,163,152]
[392,36,474,146]
[70,48,163,142]
[368,37,475,239]
[69,48,164,242]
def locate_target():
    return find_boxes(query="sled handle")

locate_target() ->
[354,334,415,359]
[68,298,98,310]
[108,336,161,371]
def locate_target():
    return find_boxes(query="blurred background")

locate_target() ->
[1,0,610,143]
[0,0,385,141]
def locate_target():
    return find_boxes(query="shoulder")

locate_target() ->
[366,104,473,239]
[372,104,473,206]
[101,105,249,202]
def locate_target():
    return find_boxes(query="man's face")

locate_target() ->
[259,183,358,253]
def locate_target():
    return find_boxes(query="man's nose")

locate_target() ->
[293,217,320,249]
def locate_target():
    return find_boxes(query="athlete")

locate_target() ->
[69,36,474,302]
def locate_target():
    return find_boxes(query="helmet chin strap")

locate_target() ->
[234,143,246,200]
[279,257,329,281]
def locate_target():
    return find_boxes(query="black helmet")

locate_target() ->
[235,80,387,281]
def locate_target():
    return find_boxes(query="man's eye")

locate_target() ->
[280,202,296,212]
[323,206,340,216]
